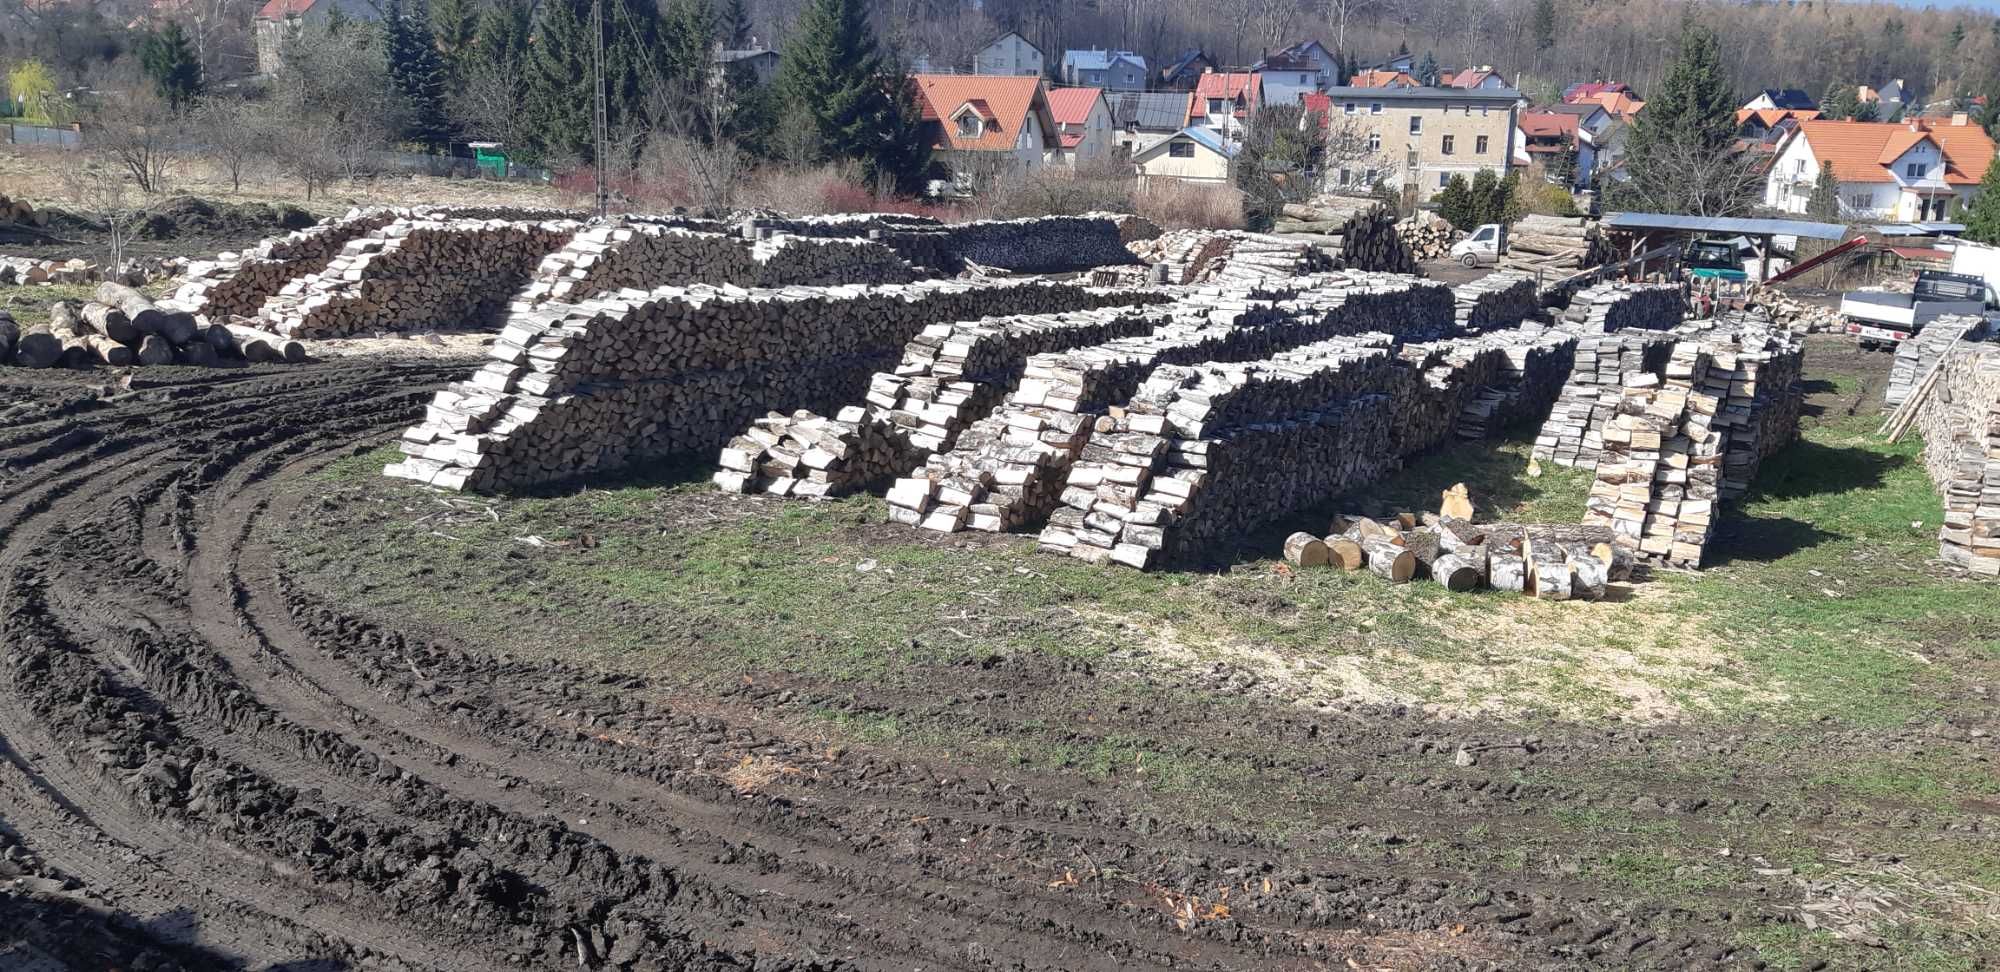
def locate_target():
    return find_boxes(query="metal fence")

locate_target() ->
[3,123,81,149]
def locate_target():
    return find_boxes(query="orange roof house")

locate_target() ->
[910,74,1059,155]
[1767,115,1995,220]
[1045,86,1113,158]
[1349,69,1418,89]
[1787,118,1993,185]
[1587,91,1644,119]
[1190,72,1260,124]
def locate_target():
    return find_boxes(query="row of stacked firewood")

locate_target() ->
[0,283,301,368]
[1556,282,1685,333]
[1282,516,1631,601]
[513,222,920,309]
[1906,322,2000,575]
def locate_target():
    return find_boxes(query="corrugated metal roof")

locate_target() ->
[1869,222,1966,235]
[1179,126,1237,157]
[1110,91,1193,131]
[1601,212,1849,240]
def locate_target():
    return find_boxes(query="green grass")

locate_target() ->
[2,280,174,328]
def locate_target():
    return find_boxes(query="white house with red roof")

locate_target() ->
[1046,87,1114,165]
[1190,71,1259,138]
[910,74,1060,188]
[1764,116,1995,220]
[254,0,382,74]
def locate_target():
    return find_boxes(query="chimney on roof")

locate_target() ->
[1950,112,1969,126]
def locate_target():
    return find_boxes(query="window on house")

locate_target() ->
[956,114,981,138]
[1370,102,1383,114]
[1208,98,1227,114]
[1365,167,1379,184]
[1905,162,1926,179]
[1442,134,1455,154]
[1438,172,1450,188]
[1169,140,1195,158]
[1475,135,1488,154]
[1794,158,1805,174]
[1368,132,1381,152]
[1407,148,1418,167]
[1343,102,1357,115]
[1338,168,1352,186]
[1409,116,1422,135]
[1847,192,1869,211]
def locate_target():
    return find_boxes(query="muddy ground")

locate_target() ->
[0,337,1994,971]
[1,194,318,262]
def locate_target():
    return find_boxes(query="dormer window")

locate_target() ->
[952,102,994,139]
[1905,162,1927,179]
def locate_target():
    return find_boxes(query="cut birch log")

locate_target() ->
[225,323,305,363]
[98,282,196,345]
[1283,531,1330,567]
[1362,537,1414,582]
[1431,552,1482,591]
[201,322,238,356]
[1489,550,1526,593]
[49,302,133,366]
[134,334,174,366]
[177,340,218,366]
[80,301,138,344]
[12,323,62,368]
[1524,538,1572,601]
[1564,542,1609,601]
[1440,482,1474,521]
[1324,535,1365,570]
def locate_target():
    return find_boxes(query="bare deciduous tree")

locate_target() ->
[88,88,187,195]
[193,94,261,192]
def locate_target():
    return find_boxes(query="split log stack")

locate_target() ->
[1751,289,1844,334]
[717,303,1173,497]
[1270,195,1418,273]
[875,213,1140,274]
[1581,347,1724,569]
[167,208,405,320]
[1557,282,1685,333]
[1531,329,1676,467]
[1497,214,1614,274]
[385,279,1125,492]
[1672,318,1806,499]
[1887,315,1990,409]
[1453,326,1580,440]
[1125,231,1337,286]
[514,224,920,309]
[1451,272,1541,334]
[895,274,1457,533]
[258,218,581,338]
[1396,210,1458,261]
[1909,333,2000,575]
[1,255,178,287]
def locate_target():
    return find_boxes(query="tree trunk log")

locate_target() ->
[49,302,133,366]
[80,301,138,344]
[1323,535,1365,570]
[1283,531,1330,567]
[1432,552,1482,592]
[135,334,175,366]
[98,281,196,345]
[1362,537,1414,582]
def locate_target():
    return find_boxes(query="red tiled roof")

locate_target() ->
[1795,118,1996,185]
[1443,68,1499,88]
[1190,72,1259,121]
[257,0,314,18]
[911,74,1054,153]
[1350,69,1416,88]
[1736,108,1819,129]
[1046,87,1104,127]
[1519,111,1578,138]
[1059,132,1084,149]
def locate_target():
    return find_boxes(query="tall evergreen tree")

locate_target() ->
[1436,174,1476,230]
[139,21,203,112]
[523,0,663,164]
[1532,0,1557,52]
[1414,51,1438,87]
[660,0,717,87]
[1819,81,1857,121]
[720,0,753,48]
[1806,161,1841,220]
[775,0,929,191]
[428,0,480,89]
[386,0,451,149]
[1961,160,2000,244]
[1629,21,1735,156]
[1612,21,1760,216]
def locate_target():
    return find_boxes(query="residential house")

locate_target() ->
[1540,101,1616,184]
[1158,49,1217,91]
[1191,71,1260,137]
[1047,87,1115,165]
[1763,115,1995,220]
[1860,79,1907,119]
[1442,66,1509,91]
[1259,75,1318,110]
[1131,126,1238,184]
[1108,90,1195,157]
[254,0,382,74]
[1252,40,1339,90]
[1313,85,1519,200]
[1517,108,1598,190]
[1736,107,1819,141]
[1741,88,1817,112]
[1375,52,1416,73]
[1062,50,1148,92]
[974,31,1044,77]
[1562,81,1632,102]
[1350,69,1418,89]
[715,47,781,86]
[910,74,1060,189]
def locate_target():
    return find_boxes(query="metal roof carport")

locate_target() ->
[1600,212,1850,282]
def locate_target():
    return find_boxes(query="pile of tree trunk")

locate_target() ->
[1,283,304,369]
[1909,335,2000,576]
[387,279,1125,492]
[1886,314,1989,409]
[1451,271,1541,334]
[1531,329,1677,468]
[1270,195,1418,273]
[1498,214,1614,273]
[258,218,582,338]
[1125,230,1337,286]
[1285,515,1631,600]
[1,255,181,287]
[718,304,1173,497]
[1557,282,1685,333]
[1396,210,1459,261]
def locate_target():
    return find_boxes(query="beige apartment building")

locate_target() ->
[1315,86,1519,201]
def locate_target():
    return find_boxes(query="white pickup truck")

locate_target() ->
[1449,223,1504,268]
[1841,270,1990,350]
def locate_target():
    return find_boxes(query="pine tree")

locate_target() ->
[1852,99,1880,122]
[775,0,929,190]
[428,0,480,89]
[660,0,716,87]
[1819,81,1857,121]
[1629,21,1735,156]
[1962,161,2000,244]
[1436,174,1476,230]
[140,21,204,112]
[1611,20,1759,216]
[1468,168,1501,224]
[1532,0,1557,52]
[523,0,663,164]
[720,0,753,48]
[1414,51,1438,87]
[387,0,451,149]
[1806,161,1841,220]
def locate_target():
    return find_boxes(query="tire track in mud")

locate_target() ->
[0,360,1787,970]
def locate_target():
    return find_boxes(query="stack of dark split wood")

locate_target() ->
[1125,231,1338,286]
[1581,346,1724,569]
[1270,196,1418,273]
[1908,332,2000,575]
[733,211,941,238]
[1451,272,1541,334]
[878,213,1141,274]
[167,208,404,320]
[258,218,581,338]
[1557,282,1685,333]
[1453,326,1580,440]
[1497,214,1614,273]
[897,275,1458,534]
[716,304,1171,497]
[2,283,303,368]
[515,224,922,310]
[1288,516,1631,600]
[1887,315,1990,409]
[1395,210,1458,261]
[1531,330,1675,467]
[387,279,1126,491]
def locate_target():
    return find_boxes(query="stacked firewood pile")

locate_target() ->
[735,211,941,238]
[1284,516,1632,600]
[1887,315,1991,408]
[387,279,1125,492]
[1269,195,1418,273]
[1121,231,1337,286]
[1557,282,1685,333]
[898,276,1458,534]
[1751,289,1844,334]
[715,304,1171,497]
[1452,326,1580,440]
[1451,272,1540,334]
[259,218,581,338]
[1497,214,1614,274]
[748,235,920,287]
[1582,350,1725,569]
[0,255,180,286]
[1,282,303,368]
[1675,319,1807,499]
[167,209,406,319]
[1911,337,2000,575]
[516,224,921,309]
[877,214,1141,274]
[1396,210,1458,261]
[1531,330,1676,467]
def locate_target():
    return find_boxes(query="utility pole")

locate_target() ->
[591,0,609,217]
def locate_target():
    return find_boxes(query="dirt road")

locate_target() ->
[0,352,1978,970]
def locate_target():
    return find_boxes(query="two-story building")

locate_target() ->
[1252,40,1339,90]
[910,74,1060,190]
[1061,50,1148,92]
[1109,91,1197,157]
[1158,50,1216,91]
[1189,71,1260,137]
[1313,85,1519,200]
[973,31,1044,77]
[1047,87,1116,165]
[1764,116,1995,220]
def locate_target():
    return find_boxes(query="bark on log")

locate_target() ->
[98,281,197,345]
[135,334,174,366]
[201,322,238,356]
[0,312,15,363]
[1432,552,1482,592]
[1564,542,1608,601]
[1362,537,1414,582]
[225,323,305,363]
[1489,551,1526,593]
[81,301,138,344]
[1323,535,1365,570]
[12,324,62,368]
[49,302,133,366]
[1283,531,1330,567]
[177,340,218,366]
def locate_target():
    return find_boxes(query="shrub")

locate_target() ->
[1131,179,1246,230]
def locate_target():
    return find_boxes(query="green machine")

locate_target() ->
[1684,237,1747,283]
[470,142,508,179]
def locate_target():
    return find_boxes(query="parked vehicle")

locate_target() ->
[1841,269,1990,350]
[1450,223,1504,268]
[1684,238,1748,283]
